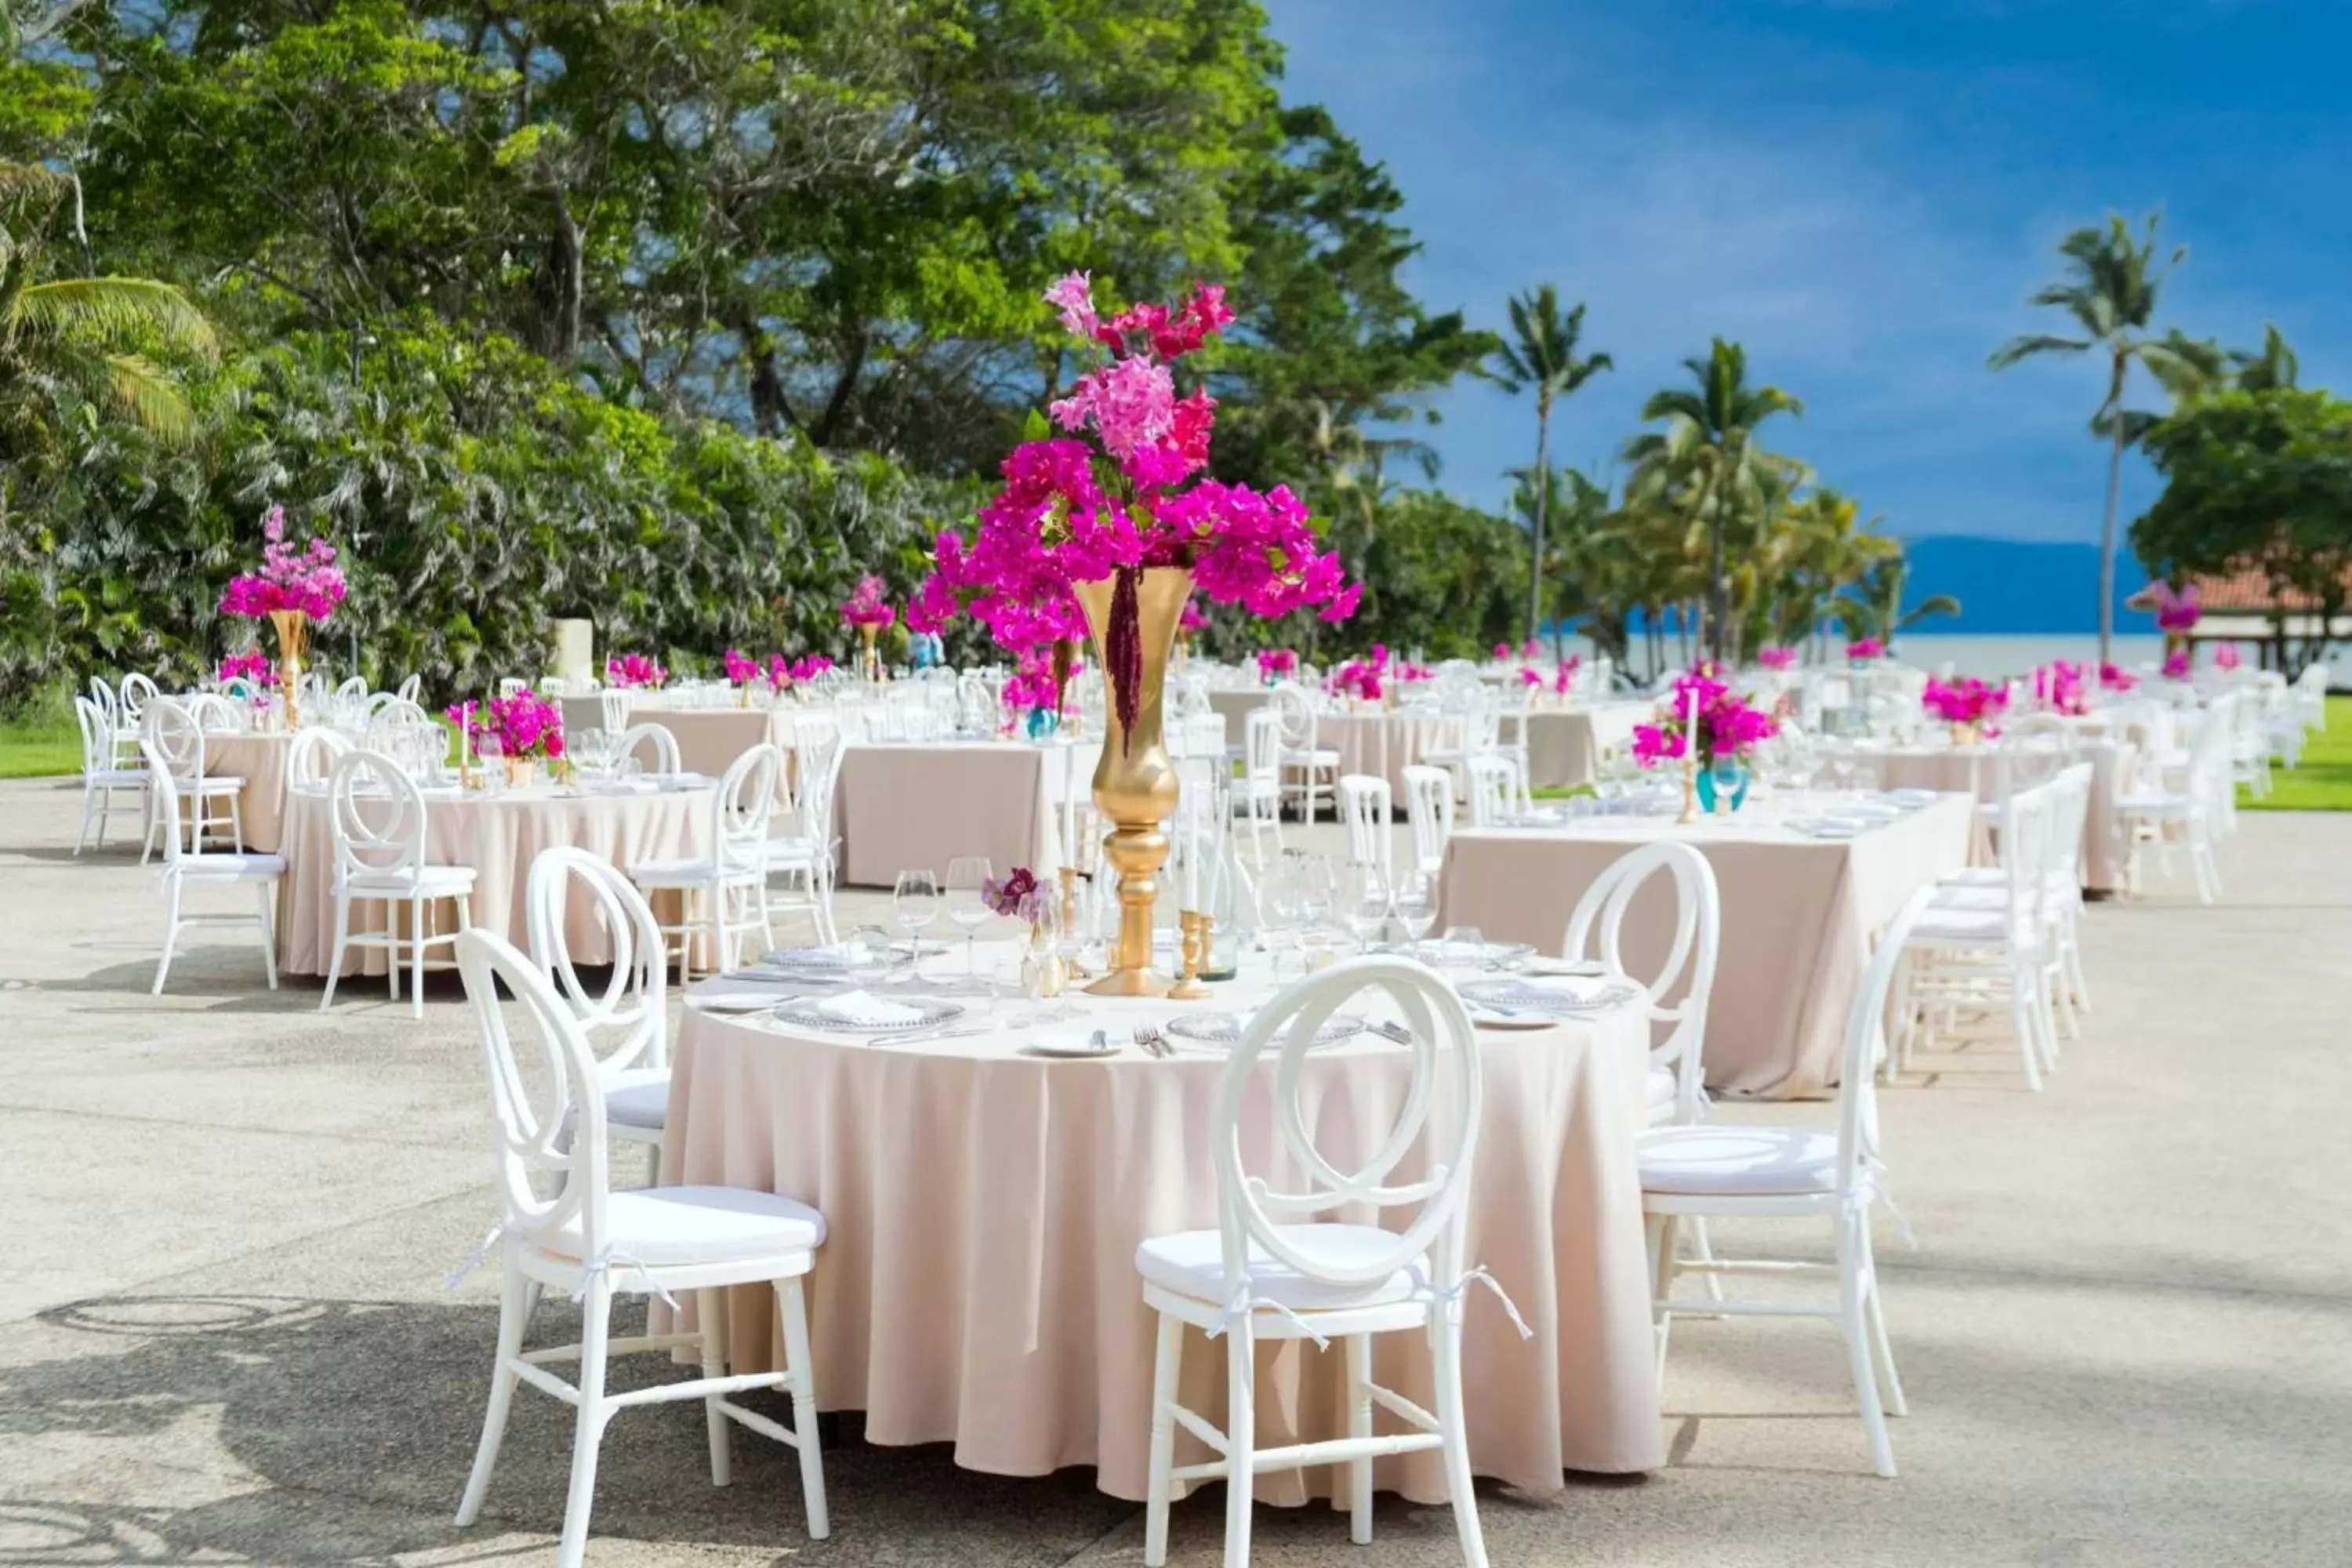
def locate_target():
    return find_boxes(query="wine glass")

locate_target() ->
[1258,855,1306,982]
[1341,862,1392,954]
[1392,872,1439,955]
[892,869,939,981]
[1298,854,1337,942]
[946,856,993,976]
[1440,923,1488,971]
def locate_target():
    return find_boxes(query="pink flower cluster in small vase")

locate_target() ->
[446,692,566,760]
[1845,637,1885,662]
[218,505,348,621]
[840,575,897,629]
[777,653,833,685]
[2032,662,2088,716]
[1256,648,1298,684]
[2099,661,2137,692]
[981,866,1045,920]
[1632,666,1779,768]
[1922,677,2007,728]
[2215,643,2241,670]
[2147,580,2201,633]
[2162,648,2192,681]
[1327,644,1394,702]
[1756,645,1797,670]
[605,653,668,689]
[216,651,278,688]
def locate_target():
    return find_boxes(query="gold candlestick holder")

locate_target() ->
[1168,911,1214,1000]
[1677,752,1700,825]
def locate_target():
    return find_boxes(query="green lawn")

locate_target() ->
[2242,694,2352,811]
[0,716,79,779]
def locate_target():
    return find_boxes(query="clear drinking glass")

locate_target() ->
[1342,862,1391,954]
[893,869,939,980]
[1440,923,1488,971]
[946,856,993,975]
[1393,872,1439,954]
[1258,855,1306,982]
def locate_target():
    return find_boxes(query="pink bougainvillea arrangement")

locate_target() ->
[2099,661,2137,691]
[1844,637,1885,662]
[1632,666,1779,767]
[840,575,897,629]
[604,653,667,689]
[216,651,277,688]
[1922,676,2009,728]
[2147,580,2201,633]
[1001,647,1063,715]
[1255,647,1298,684]
[2162,648,2192,681]
[446,691,566,760]
[218,505,347,621]
[1756,645,1796,670]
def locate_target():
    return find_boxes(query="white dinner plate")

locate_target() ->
[1023,1026,1122,1058]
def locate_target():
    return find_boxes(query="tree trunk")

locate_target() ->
[545,187,583,362]
[2096,352,2129,666]
[813,332,869,448]
[1529,404,1550,646]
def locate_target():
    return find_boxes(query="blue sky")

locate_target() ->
[1260,0,2352,545]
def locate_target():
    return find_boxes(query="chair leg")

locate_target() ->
[2007,960,2044,1092]
[1859,1218,1907,1417]
[1345,1331,1374,1545]
[1838,1212,1897,1478]
[409,896,427,1019]
[256,880,280,990]
[75,783,97,855]
[455,1254,529,1526]
[152,875,182,996]
[1429,1304,1490,1568]
[555,1275,614,1568]
[320,890,351,1012]
[1222,1315,1256,1568]
[710,881,733,976]
[776,1276,829,1538]
[1143,1311,1183,1567]
[699,1287,732,1487]
[1644,1212,1679,1385]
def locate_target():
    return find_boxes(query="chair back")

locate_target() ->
[1213,956,1481,1290]
[600,688,633,732]
[1836,888,1936,1199]
[119,672,159,727]
[89,674,121,728]
[395,673,423,705]
[456,927,613,1261]
[526,846,669,1077]
[74,695,120,781]
[2045,762,2094,892]
[713,742,782,872]
[187,692,247,733]
[326,748,430,884]
[794,721,847,867]
[287,725,354,788]
[1243,706,1283,783]
[1336,774,1392,873]
[1269,681,1318,754]
[137,739,194,866]
[1994,779,2055,935]
[1559,840,1720,1124]
[1463,753,1516,827]
[614,720,681,775]
[1399,764,1454,875]
[143,698,209,786]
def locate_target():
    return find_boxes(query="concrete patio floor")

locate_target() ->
[2,773,2347,1566]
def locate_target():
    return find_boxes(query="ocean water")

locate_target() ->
[1554,633,2340,683]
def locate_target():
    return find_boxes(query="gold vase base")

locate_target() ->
[1085,967,1172,998]
[1166,975,1213,1000]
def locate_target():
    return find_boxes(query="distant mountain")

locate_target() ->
[1898,535,2158,635]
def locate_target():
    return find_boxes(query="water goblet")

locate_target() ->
[946,856,993,976]
[1392,872,1439,956]
[892,869,939,982]
[1341,862,1392,954]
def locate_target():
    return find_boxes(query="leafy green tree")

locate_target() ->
[1989,211,2207,662]
[1487,285,1609,646]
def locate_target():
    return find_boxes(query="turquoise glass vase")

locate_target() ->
[1696,757,1749,813]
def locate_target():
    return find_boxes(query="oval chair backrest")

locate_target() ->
[1837,887,1936,1195]
[336,676,368,702]
[287,726,353,788]
[794,724,845,855]
[119,672,159,724]
[614,721,681,775]
[186,692,246,734]
[1337,774,1391,873]
[89,674,120,724]
[1214,956,1481,1292]
[1269,682,1317,750]
[1559,840,1720,1123]
[1400,764,1454,875]
[326,749,430,884]
[600,689,633,732]
[138,738,191,865]
[1243,706,1284,781]
[143,699,208,784]
[456,927,609,1261]
[368,695,430,733]
[75,695,118,777]
[396,673,423,704]
[714,743,782,869]
[526,846,669,1078]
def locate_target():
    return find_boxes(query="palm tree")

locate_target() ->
[1989,211,2205,663]
[1488,285,1610,647]
[1621,338,1802,663]
[2230,324,2299,390]
[1835,554,1960,645]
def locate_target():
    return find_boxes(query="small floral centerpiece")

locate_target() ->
[1554,654,1581,695]
[2215,642,2241,671]
[1256,647,1299,684]
[1328,645,1390,704]
[1003,648,1064,735]
[447,691,566,785]
[724,648,762,686]
[2162,648,2192,681]
[1632,665,1779,813]
[216,650,277,689]
[982,865,1065,996]
[842,575,897,679]
[219,504,347,728]
[982,865,1046,920]
[1756,645,1797,671]
[605,652,667,690]
[1923,676,2007,741]
[2099,661,2137,692]
[1845,636,1886,663]
[768,652,834,692]
[2147,580,2201,653]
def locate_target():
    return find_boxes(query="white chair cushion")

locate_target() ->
[632,854,764,887]
[604,1070,671,1131]
[180,851,289,880]
[88,768,149,786]
[1136,1224,1431,1313]
[1639,1126,1840,1196]
[1902,908,2013,943]
[346,864,477,896]
[1647,1065,1677,1109]
[194,774,246,791]
[528,1185,825,1269]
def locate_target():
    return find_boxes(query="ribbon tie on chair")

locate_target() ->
[568,1248,681,1310]
[444,1223,507,1291]
[1436,1266,1534,1340]
[1204,1279,1332,1350]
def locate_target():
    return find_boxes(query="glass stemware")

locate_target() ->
[892,869,939,981]
[1392,872,1439,955]
[946,856,993,975]
[1258,855,1306,982]
[1342,862,1391,954]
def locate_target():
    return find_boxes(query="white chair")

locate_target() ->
[2118,697,2230,905]
[527,847,673,1174]
[1639,885,1934,1479]
[631,744,781,978]
[118,671,160,745]
[449,929,827,1568]
[140,739,283,995]
[321,749,477,1018]
[1462,753,1519,828]
[286,725,354,789]
[1931,763,2095,1042]
[1269,681,1340,821]
[599,688,634,732]
[1400,764,1454,878]
[1560,842,1719,1130]
[88,674,125,764]
[762,724,844,946]
[395,673,423,705]
[73,695,148,854]
[1335,773,1392,877]
[1235,707,1287,863]
[614,720,682,776]
[140,699,246,862]
[1135,957,1512,1568]
[186,691,249,734]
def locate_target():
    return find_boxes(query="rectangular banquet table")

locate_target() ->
[660,956,1665,1503]
[1438,792,1975,1097]
[832,739,1096,887]
[1523,702,1653,790]
[1856,739,2131,893]
[559,701,804,787]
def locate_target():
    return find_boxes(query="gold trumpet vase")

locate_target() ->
[268,608,309,730]
[858,622,883,682]
[1072,565,1192,996]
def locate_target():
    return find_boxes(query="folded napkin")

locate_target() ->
[686,976,799,1011]
[816,989,927,1029]
[769,942,873,971]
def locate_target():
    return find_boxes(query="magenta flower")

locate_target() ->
[1631,665,1780,768]
[2099,661,2137,691]
[448,692,566,760]
[1756,645,1796,670]
[980,866,1044,919]
[605,653,668,689]
[1922,677,2009,726]
[1255,648,1298,684]
[218,504,349,622]
[2147,580,2202,633]
[2162,648,2192,681]
[216,650,277,688]
[841,575,897,629]
[1845,637,1885,661]
[2215,643,2241,670]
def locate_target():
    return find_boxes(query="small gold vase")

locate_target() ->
[1951,721,1980,747]
[1072,565,1192,996]
[859,621,882,682]
[267,608,309,731]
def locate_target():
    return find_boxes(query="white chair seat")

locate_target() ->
[1647,1064,1677,1110]
[631,855,763,887]
[762,835,821,866]
[1903,908,2013,942]
[347,864,477,896]
[2117,790,2192,816]
[1136,1224,1432,1313]
[528,1185,826,1269]
[1933,883,2070,913]
[1233,776,1282,802]
[1638,1125,1841,1196]
[1941,866,2003,887]
[180,850,289,880]
[604,1070,671,1131]
[90,767,149,786]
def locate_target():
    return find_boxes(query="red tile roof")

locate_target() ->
[2127,564,2352,614]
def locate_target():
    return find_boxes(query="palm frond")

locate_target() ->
[1988,333,2091,368]
[12,278,218,358]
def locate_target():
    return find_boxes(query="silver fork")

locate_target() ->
[1132,1023,1171,1058]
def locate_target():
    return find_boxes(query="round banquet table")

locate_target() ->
[273,780,714,975]
[205,731,297,854]
[1854,737,2131,893]
[660,946,1666,1504]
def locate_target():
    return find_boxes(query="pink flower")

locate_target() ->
[724,648,762,686]
[1554,655,1581,695]
[1756,645,1796,670]
[1179,601,1209,632]
[219,504,349,622]
[841,575,897,628]
[1922,677,2008,725]
[1632,668,1780,767]
[2148,580,2202,633]
[1846,637,1885,661]
[605,653,668,689]
[2216,643,2241,670]
[216,651,277,688]
[1256,648,1298,683]
[2099,661,2137,691]
[448,691,566,760]
[2163,649,2191,681]
[1494,643,1512,661]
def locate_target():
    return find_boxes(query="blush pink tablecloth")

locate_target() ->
[833,740,1092,887]
[1437,793,1975,1098]
[1206,694,1652,792]
[661,979,1664,1503]
[272,783,713,975]
[205,732,296,854]
[1858,741,2129,893]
